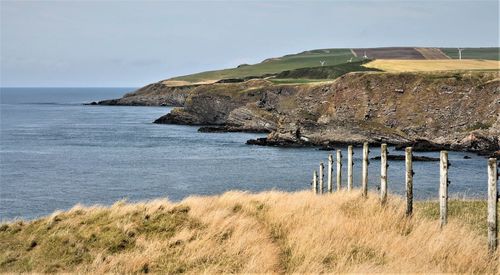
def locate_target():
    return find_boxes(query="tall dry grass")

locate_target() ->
[0,190,498,273]
[363,59,500,72]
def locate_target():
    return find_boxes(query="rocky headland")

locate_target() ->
[98,71,500,156]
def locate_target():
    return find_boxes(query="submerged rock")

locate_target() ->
[370,155,439,161]
[246,137,312,148]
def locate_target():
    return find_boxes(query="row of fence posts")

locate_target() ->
[311,142,498,254]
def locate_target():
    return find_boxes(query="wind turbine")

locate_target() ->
[457,48,464,60]
[320,60,326,66]
[363,51,368,59]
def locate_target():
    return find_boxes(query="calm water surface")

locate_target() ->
[0,88,492,220]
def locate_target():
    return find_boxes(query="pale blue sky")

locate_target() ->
[1,0,498,87]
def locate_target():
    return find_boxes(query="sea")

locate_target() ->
[0,87,491,220]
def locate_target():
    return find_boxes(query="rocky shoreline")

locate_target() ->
[370,155,439,161]
[198,126,271,133]
[245,137,499,158]
[97,71,500,157]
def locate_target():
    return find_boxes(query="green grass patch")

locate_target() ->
[466,121,493,131]
[274,60,380,79]
[415,200,500,235]
[0,205,200,273]
[441,47,500,60]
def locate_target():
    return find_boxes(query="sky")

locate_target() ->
[1,0,498,87]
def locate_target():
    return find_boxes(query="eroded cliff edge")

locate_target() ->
[102,72,500,155]
[98,82,198,106]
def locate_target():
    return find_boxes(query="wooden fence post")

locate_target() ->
[337,150,342,191]
[347,145,353,191]
[362,142,369,197]
[319,162,324,194]
[405,147,413,216]
[439,151,449,228]
[488,158,498,253]
[380,144,388,204]
[327,154,333,193]
[312,170,318,194]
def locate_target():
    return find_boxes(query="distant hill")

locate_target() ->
[167,47,499,85]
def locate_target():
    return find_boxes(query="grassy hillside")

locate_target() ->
[168,49,360,84]
[442,47,500,60]
[1,191,498,273]
[165,47,499,85]
[363,59,500,72]
[274,60,380,79]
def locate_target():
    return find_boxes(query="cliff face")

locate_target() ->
[152,71,499,155]
[98,82,196,106]
[268,72,499,154]
[154,79,279,131]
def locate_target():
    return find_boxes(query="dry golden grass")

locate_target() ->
[161,79,219,87]
[0,190,498,273]
[364,59,500,72]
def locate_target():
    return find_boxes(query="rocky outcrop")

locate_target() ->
[451,132,500,156]
[273,72,499,155]
[152,71,499,155]
[98,81,197,106]
[198,126,270,133]
[154,80,278,131]
[98,70,499,155]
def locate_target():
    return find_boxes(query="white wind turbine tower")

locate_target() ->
[363,51,368,59]
[457,48,464,60]
[320,60,326,66]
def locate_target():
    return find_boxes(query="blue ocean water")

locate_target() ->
[0,88,492,220]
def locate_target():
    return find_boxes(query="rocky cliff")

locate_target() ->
[97,71,499,155]
[151,71,499,155]
[272,72,499,154]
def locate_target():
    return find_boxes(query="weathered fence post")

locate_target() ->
[488,158,498,253]
[312,170,318,194]
[405,147,413,216]
[319,162,324,194]
[337,150,342,191]
[327,154,333,193]
[362,142,369,197]
[347,145,353,191]
[380,144,388,204]
[439,151,449,228]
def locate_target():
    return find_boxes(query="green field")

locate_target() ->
[275,60,380,79]
[441,47,500,60]
[170,48,359,83]
[167,47,500,85]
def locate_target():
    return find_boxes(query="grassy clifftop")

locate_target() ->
[1,191,498,273]
[169,48,359,84]
[166,47,499,85]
